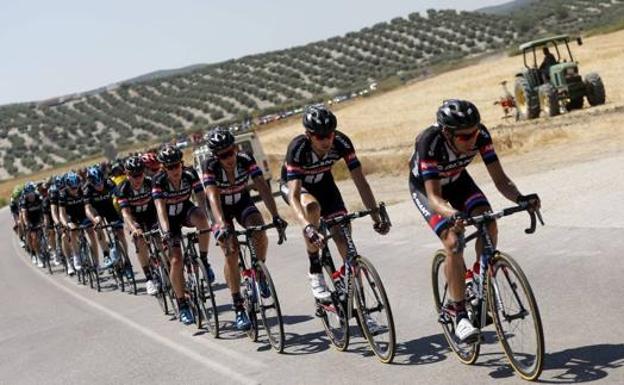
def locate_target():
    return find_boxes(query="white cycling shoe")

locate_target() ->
[145,280,158,296]
[308,273,331,301]
[455,317,479,343]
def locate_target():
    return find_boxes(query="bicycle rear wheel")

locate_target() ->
[353,256,396,363]
[319,265,350,351]
[488,252,544,381]
[197,260,219,337]
[431,250,480,364]
[256,261,284,353]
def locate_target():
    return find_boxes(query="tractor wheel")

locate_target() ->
[585,72,606,106]
[567,97,584,110]
[538,84,560,117]
[514,77,540,120]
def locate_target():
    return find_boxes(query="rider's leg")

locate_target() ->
[441,228,466,304]
[221,235,241,297]
[168,244,186,300]
[243,211,267,262]
[96,228,109,256]
[188,208,210,258]
[86,228,99,265]
[300,194,322,269]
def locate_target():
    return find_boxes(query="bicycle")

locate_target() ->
[315,203,396,363]
[97,222,137,295]
[233,222,286,353]
[431,203,545,381]
[54,223,68,274]
[30,224,53,275]
[181,229,219,337]
[72,224,101,292]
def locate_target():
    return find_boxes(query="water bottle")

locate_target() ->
[332,265,346,302]
[110,245,119,266]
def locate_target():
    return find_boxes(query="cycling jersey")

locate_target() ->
[19,193,44,225]
[409,123,496,237]
[280,131,359,219]
[83,179,122,224]
[201,151,262,206]
[281,130,361,185]
[59,189,88,224]
[409,123,498,187]
[152,167,203,237]
[10,197,19,216]
[116,176,158,228]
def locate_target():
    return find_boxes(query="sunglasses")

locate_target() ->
[216,148,236,160]
[309,131,334,141]
[128,172,144,178]
[164,162,181,170]
[453,129,479,141]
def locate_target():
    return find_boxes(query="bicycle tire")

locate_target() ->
[488,252,544,381]
[431,250,480,364]
[353,256,396,363]
[119,242,137,295]
[243,275,259,342]
[256,261,285,353]
[155,263,169,315]
[197,260,219,338]
[319,264,350,351]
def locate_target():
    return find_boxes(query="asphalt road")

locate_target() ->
[1,154,623,385]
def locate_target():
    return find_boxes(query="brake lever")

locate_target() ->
[525,211,537,234]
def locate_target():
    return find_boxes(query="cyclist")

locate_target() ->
[38,180,60,266]
[10,185,26,248]
[49,175,74,274]
[117,156,160,296]
[202,128,287,330]
[19,182,45,266]
[59,171,98,272]
[409,99,541,342]
[280,105,389,301]
[153,144,212,325]
[83,166,127,269]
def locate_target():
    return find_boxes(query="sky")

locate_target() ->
[0,0,509,105]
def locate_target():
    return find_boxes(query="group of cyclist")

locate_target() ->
[9,99,540,345]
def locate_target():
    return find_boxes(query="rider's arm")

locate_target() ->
[121,207,140,234]
[424,179,457,218]
[50,204,60,224]
[59,206,70,227]
[287,179,311,228]
[485,160,522,203]
[20,208,30,228]
[253,175,279,218]
[154,199,170,233]
[350,167,381,223]
[84,202,99,223]
[205,185,226,226]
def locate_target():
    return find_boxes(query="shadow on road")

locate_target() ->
[475,343,624,383]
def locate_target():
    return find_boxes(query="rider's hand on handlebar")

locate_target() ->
[68,222,77,230]
[213,223,231,244]
[516,193,541,212]
[373,220,390,235]
[131,227,144,238]
[93,216,103,226]
[448,211,468,232]
[272,215,288,231]
[303,224,325,249]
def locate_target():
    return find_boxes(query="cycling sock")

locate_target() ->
[199,251,208,260]
[308,251,322,274]
[142,266,152,281]
[452,301,468,321]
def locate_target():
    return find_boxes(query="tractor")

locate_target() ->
[514,35,605,120]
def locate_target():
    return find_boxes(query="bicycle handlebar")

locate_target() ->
[233,222,287,245]
[321,202,390,229]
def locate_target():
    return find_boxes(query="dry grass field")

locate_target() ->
[2,29,623,204]
[259,29,624,178]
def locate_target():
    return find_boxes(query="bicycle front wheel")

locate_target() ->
[488,252,544,381]
[353,256,396,363]
[256,261,284,353]
[197,260,219,338]
[431,250,480,364]
[319,264,350,351]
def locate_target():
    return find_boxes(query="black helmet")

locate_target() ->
[302,105,337,135]
[157,144,182,166]
[436,99,481,132]
[111,159,124,176]
[207,128,235,152]
[124,156,145,175]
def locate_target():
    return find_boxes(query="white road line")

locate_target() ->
[12,237,262,385]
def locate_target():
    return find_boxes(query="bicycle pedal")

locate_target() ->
[315,307,326,318]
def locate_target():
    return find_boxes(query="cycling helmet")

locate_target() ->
[23,181,37,195]
[65,171,81,189]
[436,99,481,132]
[302,105,337,135]
[111,159,124,176]
[206,128,235,152]
[87,166,104,184]
[140,152,160,171]
[53,175,64,189]
[124,156,145,175]
[157,144,182,166]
